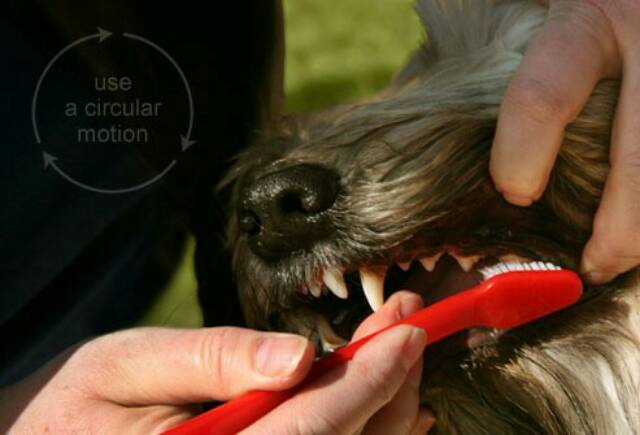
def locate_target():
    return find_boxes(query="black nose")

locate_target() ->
[238,164,340,259]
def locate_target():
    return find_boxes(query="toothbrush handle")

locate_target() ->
[163,289,478,435]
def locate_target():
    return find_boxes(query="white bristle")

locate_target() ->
[479,261,562,281]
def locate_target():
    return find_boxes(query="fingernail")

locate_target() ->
[414,408,436,432]
[255,334,308,377]
[402,327,427,362]
[502,192,534,207]
[584,270,614,285]
[580,256,593,273]
[580,255,616,284]
[399,293,423,318]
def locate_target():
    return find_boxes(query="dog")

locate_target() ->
[208,0,640,433]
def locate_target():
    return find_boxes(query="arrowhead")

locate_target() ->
[42,152,58,169]
[97,27,112,43]
[181,135,196,152]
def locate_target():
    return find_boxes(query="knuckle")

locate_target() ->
[582,0,617,19]
[72,331,128,370]
[69,329,144,394]
[505,75,575,124]
[551,1,618,64]
[194,327,240,396]
[556,0,611,21]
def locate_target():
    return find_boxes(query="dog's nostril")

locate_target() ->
[279,192,307,215]
[238,211,261,236]
[239,164,340,259]
[278,186,334,216]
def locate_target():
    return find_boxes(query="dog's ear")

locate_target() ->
[394,0,545,85]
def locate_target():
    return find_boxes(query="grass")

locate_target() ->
[137,237,202,327]
[140,0,421,327]
[285,0,421,111]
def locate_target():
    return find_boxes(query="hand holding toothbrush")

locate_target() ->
[0,292,434,435]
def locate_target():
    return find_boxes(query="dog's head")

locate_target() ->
[225,0,615,335]
[217,0,639,433]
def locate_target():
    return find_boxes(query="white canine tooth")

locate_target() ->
[322,267,349,299]
[309,281,322,298]
[398,260,412,271]
[359,266,387,312]
[419,253,442,272]
[454,255,482,272]
[317,317,347,352]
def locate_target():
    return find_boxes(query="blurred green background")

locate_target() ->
[139,0,421,327]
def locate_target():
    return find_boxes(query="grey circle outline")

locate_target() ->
[123,32,195,151]
[31,27,195,194]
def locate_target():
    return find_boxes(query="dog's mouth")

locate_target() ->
[298,246,559,352]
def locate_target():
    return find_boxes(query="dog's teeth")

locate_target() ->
[322,268,349,299]
[309,281,322,298]
[317,317,347,352]
[359,266,387,312]
[453,254,482,272]
[398,260,412,271]
[419,253,442,272]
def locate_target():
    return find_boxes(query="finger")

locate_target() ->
[353,291,424,340]
[78,326,314,404]
[490,1,616,205]
[362,358,424,435]
[244,325,427,435]
[581,50,640,283]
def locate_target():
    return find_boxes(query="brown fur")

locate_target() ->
[219,1,640,433]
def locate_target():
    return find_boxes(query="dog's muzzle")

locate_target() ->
[237,164,340,260]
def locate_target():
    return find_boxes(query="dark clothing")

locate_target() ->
[1,1,280,385]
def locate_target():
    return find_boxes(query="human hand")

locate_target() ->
[243,291,435,435]
[0,292,433,435]
[490,0,640,284]
[0,326,316,434]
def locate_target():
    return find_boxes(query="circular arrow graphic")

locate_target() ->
[43,152,176,194]
[32,28,195,195]
[123,32,196,151]
[32,27,112,144]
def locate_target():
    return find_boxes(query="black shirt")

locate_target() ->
[0,0,280,385]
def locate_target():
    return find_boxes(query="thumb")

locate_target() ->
[81,326,314,405]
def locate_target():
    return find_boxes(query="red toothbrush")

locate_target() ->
[164,262,583,435]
